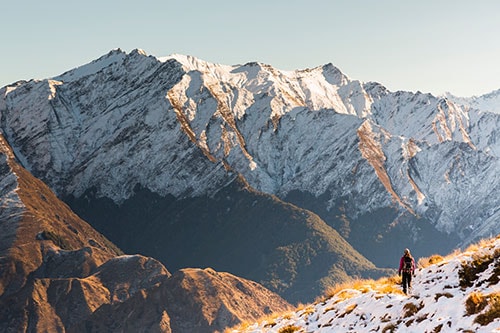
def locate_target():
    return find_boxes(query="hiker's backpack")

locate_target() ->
[403,256,413,273]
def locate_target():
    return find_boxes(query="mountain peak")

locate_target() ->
[130,48,147,56]
[55,48,128,82]
[321,62,350,86]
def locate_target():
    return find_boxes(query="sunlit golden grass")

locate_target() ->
[296,303,315,318]
[465,237,497,253]
[476,294,500,326]
[278,324,301,333]
[323,280,356,300]
[466,291,488,316]
[225,307,298,333]
[417,254,444,268]
[319,274,406,305]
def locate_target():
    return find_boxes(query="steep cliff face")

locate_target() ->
[1,48,498,297]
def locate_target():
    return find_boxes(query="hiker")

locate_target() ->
[398,248,415,294]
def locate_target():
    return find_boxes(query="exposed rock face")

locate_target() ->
[0,134,292,332]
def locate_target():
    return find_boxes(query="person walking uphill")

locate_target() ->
[398,248,416,294]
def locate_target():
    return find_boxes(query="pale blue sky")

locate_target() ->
[2,0,500,96]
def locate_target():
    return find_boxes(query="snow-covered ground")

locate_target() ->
[232,237,500,332]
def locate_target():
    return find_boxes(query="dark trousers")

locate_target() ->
[402,271,412,293]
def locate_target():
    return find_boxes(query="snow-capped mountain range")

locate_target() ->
[445,89,500,115]
[0,48,499,272]
[231,235,500,333]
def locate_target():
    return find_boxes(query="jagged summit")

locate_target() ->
[231,236,500,332]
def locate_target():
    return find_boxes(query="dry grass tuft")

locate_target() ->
[435,292,454,301]
[382,322,398,333]
[338,303,357,318]
[459,254,495,289]
[432,323,443,332]
[297,304,315,319]
[403,301,424,318]
[418,254,444,268]
[488,249,500,286]
[465,291,488,315]
[376,275,405,295]
[323,279,359,299]
[278,324,301,333]
[474,293,500,326]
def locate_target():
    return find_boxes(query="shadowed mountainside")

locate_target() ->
[66,175,393,303]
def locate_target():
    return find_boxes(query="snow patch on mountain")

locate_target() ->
[0,134,25,236]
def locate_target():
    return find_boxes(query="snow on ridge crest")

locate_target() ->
[447,89,500,115]
[54,49,128,82]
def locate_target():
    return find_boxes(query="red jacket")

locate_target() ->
[399,255,415,274]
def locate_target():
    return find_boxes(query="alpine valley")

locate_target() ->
[0,49,499,331]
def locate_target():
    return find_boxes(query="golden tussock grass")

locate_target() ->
[320,274,405,305]
[473,292,500,326]
[225,308,298,333]
[417,254,444,268]
[296,303,315,318]
[278,324,301,333]
[465,291,488,316]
